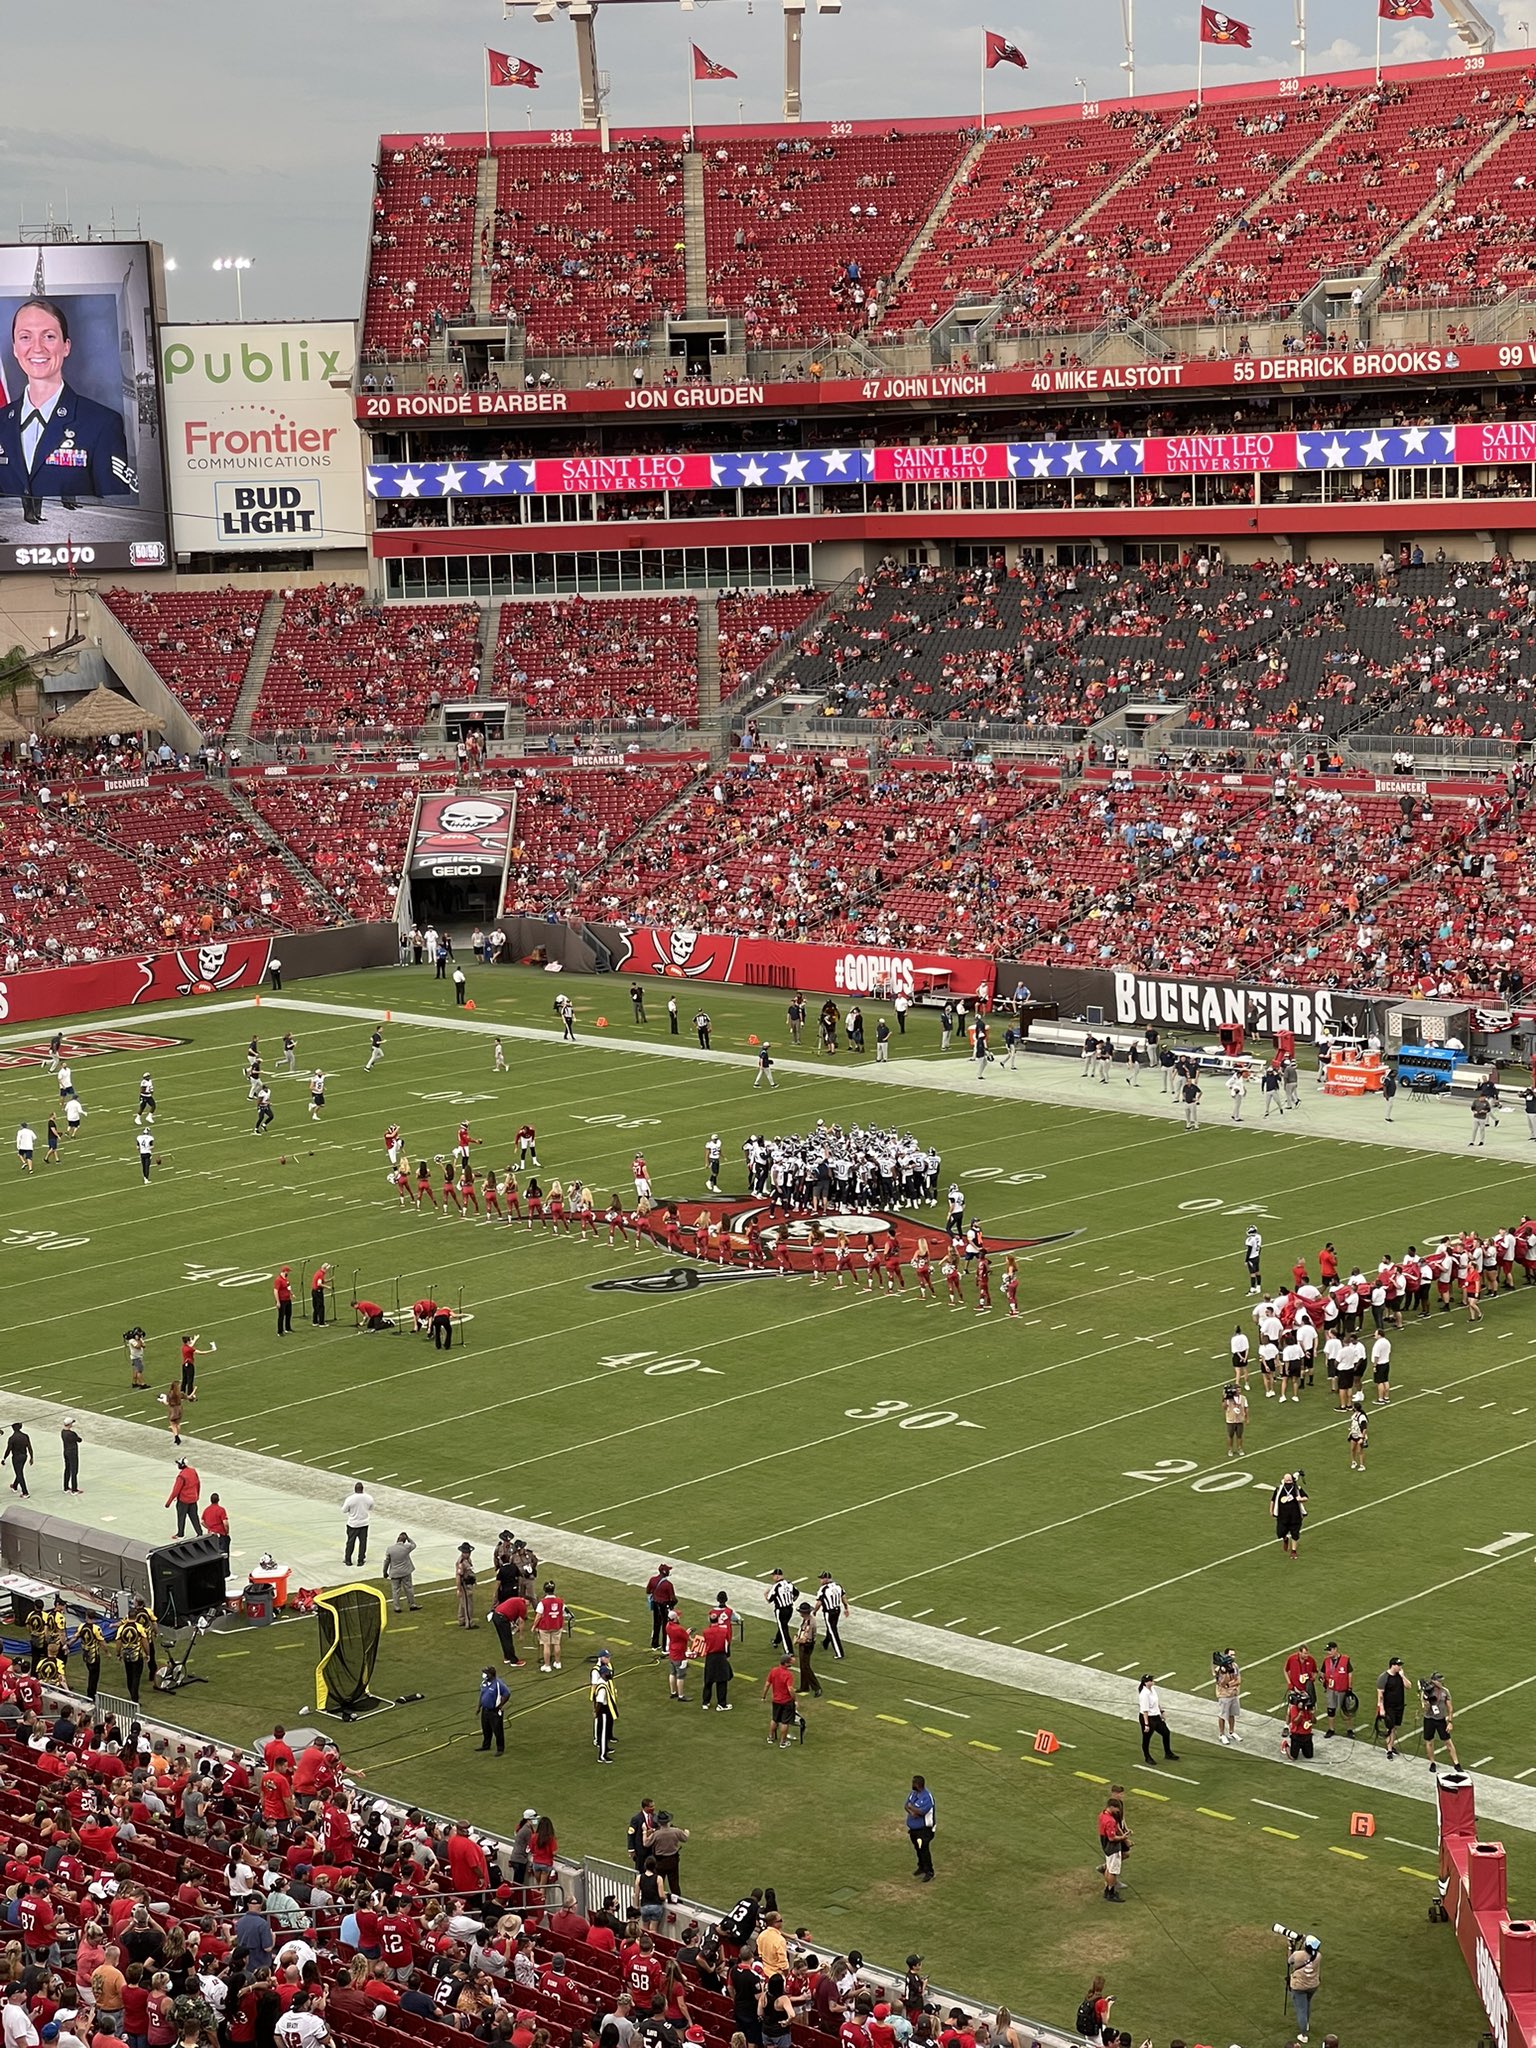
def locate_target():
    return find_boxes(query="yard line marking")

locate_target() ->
[612,1531,633,1541]
[969,1740,1001,1753]
[1253,1799,1320,1820]
[1076,1327,1094,1335]
[353,1467,374,1476]
[1075,1771,1110,1784]
[1044,1641,1070,1653]
[1155,1670,1176,1682]
[943,1617,968,1628]
[1262,1826,1300,1840]
[905,1699,970,1719]
[879,1599,903,1611]
[1481,1402,1498,1409]
[1140,1766,1199,1784]
[911,1607,933,1619]
[477,1498,500,1507]
[1515,1768,1536,1781]
[921,1727,953,1740]
[825,1699,857,1712]
[1132,1786,1170,1802]
[1021,1755,1054,1768]
[1471,1755,1495,1769]
[1399,1866,1438,1881]
[1116,1660,1140,1673]
[875,1714,908,1726]
[1449,1395,1465,1404]
[1384,1836,1438,1852]
[725,1558,751,1569]
[1330,1846,1369,1861]
[976,1624,1000,1637]
[1198,1807,1236,1821]
[1514,1409,1530,1417]
[1082,1650,1104,1662]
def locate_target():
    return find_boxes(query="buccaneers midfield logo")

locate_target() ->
[590,1199,1077,1293]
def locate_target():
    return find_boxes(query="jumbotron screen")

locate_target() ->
[0,240,171,576]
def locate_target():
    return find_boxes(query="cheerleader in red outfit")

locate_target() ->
[773,1232,794,1276]
[416,1158,438,1209]
[1003,1253,1020,1317]
[942,1250,965,1309]
[574,1185,599,1239]
[441,1159,462,1216]
[912,1239,936,1301]
[547,1182,571,1233]
[605,1197,629,1247]
[974,1252,993,1313]
[746,1222,767,1268]
[503,1171,523,1221]
[862,1243,881,1292]
[458,1165,480,1217]
[808,1226,827,1285]
[483,1170,502,1221]
[394,1164,415,1210]
[882,1241,905,1293]
[526,1178,544,1227]
[833,1237,852,1288]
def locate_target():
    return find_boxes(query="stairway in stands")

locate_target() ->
[696,597,722,730]
[229,594,286,739]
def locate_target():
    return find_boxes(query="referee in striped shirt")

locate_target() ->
[815,1573,850,1659]
[765,1569,798,1654]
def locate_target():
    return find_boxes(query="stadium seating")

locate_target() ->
[494,598,699,728]
[1392,105,1536,300]
[365,144,481,357]
[488,139,687,353]
[0,781,326,970]
[701,133,965,346]
[253,588,484,739]
[716,591,824,703]
[239,778,427,924]
[100,588,269,735]
[500,763,703,914]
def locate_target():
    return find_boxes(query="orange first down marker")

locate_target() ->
[1349,1811,1375,1837]
[1034,1729,1060,1755]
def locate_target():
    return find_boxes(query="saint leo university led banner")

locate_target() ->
[365,422,1536,499]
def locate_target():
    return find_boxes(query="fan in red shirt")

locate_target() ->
[291,1739,338,1799]
[262,1728,297,1772]
[623,1941,663,2012]
[259,1766,295,1826]
[445,1825,489,1897]
[379,1904,418,1975]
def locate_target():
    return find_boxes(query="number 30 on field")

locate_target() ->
[846,1400,981,1430]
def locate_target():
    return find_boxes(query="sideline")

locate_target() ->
[21,1387,1536,1838]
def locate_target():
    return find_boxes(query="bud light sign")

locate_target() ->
[214,480,324,539]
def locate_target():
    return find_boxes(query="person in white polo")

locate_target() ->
[342,1481,375,1568]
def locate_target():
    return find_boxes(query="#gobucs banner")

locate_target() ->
[410,793,516,879]
[617,927,996,1003]
[592,1199,1071,1293]
[1200,6,1252,43]
[0,938,272,1029]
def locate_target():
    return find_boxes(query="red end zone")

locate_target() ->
[0,1029,188,1070]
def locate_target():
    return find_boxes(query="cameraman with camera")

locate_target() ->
[1419,1671,1460,1773]
[1277,1928,1321,2043]
[1212,1648,1242,1746]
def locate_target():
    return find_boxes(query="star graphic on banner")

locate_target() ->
[738,457,769,488]
[365,471,383,498]
[1360,432,1388,467]
[396,470,425,498]
[438,464,467,494]
[1006,447,1021,476]
[780,453,809,483]
[1399,426,1429,456]
[1128,440,1146,467]
[519,462,537,488]
[709,458,726,487]
[1321,438,1348,470]
[479,460,509,487]
[1062,443,1086,475]
[1096,439,1121,468]
[822,448,852,474]
[1029,449,1054,479]
[1438,429,1456,458]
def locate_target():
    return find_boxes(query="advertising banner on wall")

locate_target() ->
[0,240,170,576]
[614,927,997,1003]
[159,321,364,554]
[999,961,1382,1040]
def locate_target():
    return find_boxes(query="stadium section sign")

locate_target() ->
[161,322,364,553]
[0,240,171,576]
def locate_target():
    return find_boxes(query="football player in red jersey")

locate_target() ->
[516,1123,538,1168]
[384,1122,403,1168]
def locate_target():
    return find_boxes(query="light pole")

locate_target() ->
[1074,75,1089,105]
[212,257,254,320]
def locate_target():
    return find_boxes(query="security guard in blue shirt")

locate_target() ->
[0,298,135,521]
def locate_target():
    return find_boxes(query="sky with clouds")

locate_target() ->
[0,0,1525,326]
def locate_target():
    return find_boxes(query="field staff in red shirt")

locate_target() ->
[274,1266,293,1337]
[534,1583,566,1671]
[762,1654,802,1748]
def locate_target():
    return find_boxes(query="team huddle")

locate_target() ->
[741,1123,943,1209]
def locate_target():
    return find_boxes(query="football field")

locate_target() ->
[0,962,1531,2044]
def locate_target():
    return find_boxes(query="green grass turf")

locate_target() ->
[0,963,1529,2045]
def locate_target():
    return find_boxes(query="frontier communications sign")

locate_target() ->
[160,322,365,555]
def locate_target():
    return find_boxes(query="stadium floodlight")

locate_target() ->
[1439,0,1495,50]
[212,256,253,320]
[816,0,841,12]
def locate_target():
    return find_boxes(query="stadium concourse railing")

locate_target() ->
[35,1678,1080,2048]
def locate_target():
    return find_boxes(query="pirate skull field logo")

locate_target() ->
[590,1198,1076,1292]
